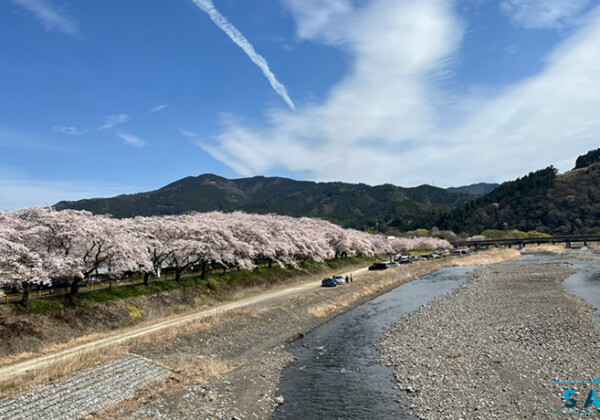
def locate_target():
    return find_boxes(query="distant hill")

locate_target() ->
[54,174,480,231]
[53,147,600,235]
[446,183,499,196]
[434,164,600,234]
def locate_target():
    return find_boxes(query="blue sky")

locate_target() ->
[1,0,600,209]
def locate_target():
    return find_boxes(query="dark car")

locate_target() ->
[368,262,388,271]
[321,277,337,287]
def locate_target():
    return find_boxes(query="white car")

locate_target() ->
[332,275,346,285]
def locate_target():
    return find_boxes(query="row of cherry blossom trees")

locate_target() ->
[0,208,450,305]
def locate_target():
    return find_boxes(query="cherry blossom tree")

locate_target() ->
[1,206,450,304]
[0,211,51,306]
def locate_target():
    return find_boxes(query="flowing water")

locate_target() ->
[274,266,476,420]
[274,250,600,419]
[563,250,600,327]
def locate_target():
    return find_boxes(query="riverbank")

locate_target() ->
[381,254,600,419]
[0,249,520,419]
[0,257,377,363]
[85,249,519,419]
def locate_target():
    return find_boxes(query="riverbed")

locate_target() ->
[276,250,600,419]
[274,266,476,420]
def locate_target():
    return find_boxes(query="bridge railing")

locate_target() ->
[451,235,600,248]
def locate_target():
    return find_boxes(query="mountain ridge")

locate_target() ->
[54,174,495,231]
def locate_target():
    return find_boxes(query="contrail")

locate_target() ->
[191,0,295,111]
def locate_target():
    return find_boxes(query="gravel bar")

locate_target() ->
[381,260,600,419]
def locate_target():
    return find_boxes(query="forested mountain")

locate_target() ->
[433,164,600,234]
[54,174,480,230]
[446,183,499,196]
[55,148,600,235]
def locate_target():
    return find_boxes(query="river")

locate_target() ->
[275,250,600,419]
[274,265,476,420]
[563,249,600,327]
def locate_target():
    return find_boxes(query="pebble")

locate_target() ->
[381,260,600,419]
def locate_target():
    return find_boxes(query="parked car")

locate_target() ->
[321,277,337,287]
[451,249,469,255]
[399,255,414,264]
[386,261,400,268]
[429,252,442,259]
[332,275,346,285]
[414,256,427,261]
[368,262,389,271]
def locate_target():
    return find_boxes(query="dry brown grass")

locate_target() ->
[0,343,131,399]
[0,249,520,398]
[448,248,521,267]
[308,248,521,318]
[172,354,238,383]
[0,307,254,399]
[0,259,370,370]
[87,354,239,419]
[521,243,569,254]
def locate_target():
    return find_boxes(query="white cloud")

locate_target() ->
[500,0,590,29]
[13,0,79,36]
[191,0,295,111]
[98,114,130,131]
[202,0,465,184]
[178,128,199,138]
[52,125,88,135]
[202,1,600,187]
[116,132,146,148]
[147,104,169,115]
[283,0,353,45]
[440,5,600,183]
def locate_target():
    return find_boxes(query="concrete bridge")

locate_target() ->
[451,235,600,250]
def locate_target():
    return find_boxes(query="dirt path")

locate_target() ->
[0,249,521,419]
[0,267,368,383]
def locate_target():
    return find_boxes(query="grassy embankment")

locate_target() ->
[0,255,377,397]
[0,256,378,362]
[0,248,525,398]
[21,256,377,316]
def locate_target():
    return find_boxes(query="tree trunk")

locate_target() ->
[20,283,31,308]
[175,269,181,284]
[70,277,83,296]
[143,272,150,287]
